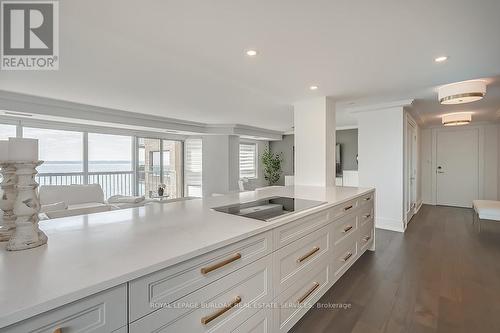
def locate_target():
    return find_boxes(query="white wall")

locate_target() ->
[421,124,499,204]
[357,107,405,232]
[202,135,239,196]
[294,97,336,187]
[421,128,433,204]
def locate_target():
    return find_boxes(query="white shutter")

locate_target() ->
[184,139,202,197]
[239,143,257,178]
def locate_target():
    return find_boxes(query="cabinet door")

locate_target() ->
[130,255,273,333]
[232,309,273,333]
[2,285,127,333]
[129,231,272,322]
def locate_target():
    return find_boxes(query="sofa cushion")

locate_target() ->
[39,184,105,206]
[473,200,500,221]
[46,203,111,219]
[41,201,68,213]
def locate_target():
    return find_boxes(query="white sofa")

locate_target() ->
[39,184,112,219]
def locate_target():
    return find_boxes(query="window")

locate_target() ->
[239,143,257,179]
[162,140,183,199]
[88,133,134,198]
[137,138,183,199]
[184,139,202,197]
[0,124,16,140]
[88,133,133,172]
[23,127,84,174]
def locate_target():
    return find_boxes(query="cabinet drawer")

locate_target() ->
[359,220,374,253]
[2,285,127,333]
[273,209,330,249]
[130,255,273,333]
[358,204,374,227]
[232,308,273,333]
[129,231,272,322]
[332,240,358,280]
[330,198,359,221]
[273,223,331,295]
[359,191,374,207]
[333,213,358,246]
[274,260,330,333]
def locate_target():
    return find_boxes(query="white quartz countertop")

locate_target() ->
[0,185,373,328]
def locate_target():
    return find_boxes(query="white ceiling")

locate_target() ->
[1,0,500,131]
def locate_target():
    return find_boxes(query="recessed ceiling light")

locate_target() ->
[309,85,319,91]
[246,49,257,56]
[434,56,448,63]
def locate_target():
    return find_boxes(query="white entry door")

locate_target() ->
[436,128,479,207]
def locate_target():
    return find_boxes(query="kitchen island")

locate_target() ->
[0,185,375,332]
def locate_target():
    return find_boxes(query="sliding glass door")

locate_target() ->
[137,138,183,199]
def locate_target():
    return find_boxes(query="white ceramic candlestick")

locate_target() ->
[6,161,47,251]
[0,163,17,241]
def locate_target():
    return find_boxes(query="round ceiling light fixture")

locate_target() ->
[438,80,486,105]
[246,49,258,56]
[442,113,472,126]
[434,56,448,63]
[309,85,319,91]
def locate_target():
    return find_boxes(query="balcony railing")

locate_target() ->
[36,170,179,199]
[37,171,134,198]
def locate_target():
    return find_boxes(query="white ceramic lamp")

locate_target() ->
[8,138,39,161]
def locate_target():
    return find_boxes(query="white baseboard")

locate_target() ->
[375,217,405,233]
[415,200,423,214]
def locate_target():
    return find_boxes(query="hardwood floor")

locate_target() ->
[290,205,500,333]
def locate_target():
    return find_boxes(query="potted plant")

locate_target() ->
[261,149,283,186]
[157,183,166,197]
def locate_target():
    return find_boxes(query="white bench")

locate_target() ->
[472,200,500,232]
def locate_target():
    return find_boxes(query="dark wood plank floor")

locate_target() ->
[290,205,500,333]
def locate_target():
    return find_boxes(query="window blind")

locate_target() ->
[184,139,202,197]
[239,143,257,178]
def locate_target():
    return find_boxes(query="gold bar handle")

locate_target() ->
[201,296,242,325]
[363,214,371,218]
[363,235,371,242]
[53,329,62,333]
[364,196,372,201]
[297,282,320,304]
[344,205,353,211]
[201,253,242,275]
[296,246,320,263]
[342,252,353,262]
[343,225,353,233]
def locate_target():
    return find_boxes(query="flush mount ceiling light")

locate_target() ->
[309,85,319,91]
[442,113,472,126]
[245,49,257,56]
[434,56,448,63]
[438,80,486,105]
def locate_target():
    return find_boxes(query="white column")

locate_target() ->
[294,97,336,187]
[352,100,413,233]
[202,135,240,196]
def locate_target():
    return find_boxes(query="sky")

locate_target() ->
[0,124,134,161]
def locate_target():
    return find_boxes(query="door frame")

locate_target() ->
[404,114,418,226]
[430,126,484,206]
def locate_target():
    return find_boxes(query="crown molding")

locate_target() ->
[0,90,283,141]
[347,99,414,114]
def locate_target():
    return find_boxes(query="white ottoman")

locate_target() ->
[472,200,500,232]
